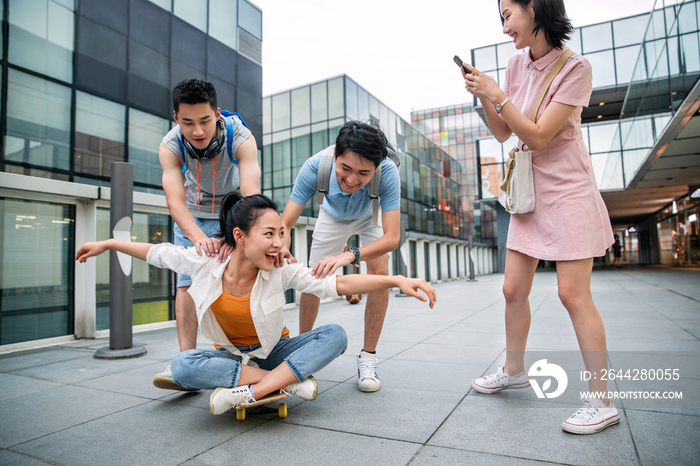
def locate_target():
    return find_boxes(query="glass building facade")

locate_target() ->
[0,0,263,346]
[411,103,496,244]
[263,76,467,240]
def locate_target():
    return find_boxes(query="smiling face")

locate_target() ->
[500,0,536,50]
[173,102,221,150]
[334,149,377,194]
[234,208,284,272]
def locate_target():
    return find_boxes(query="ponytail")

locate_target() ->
[219,191,279,248]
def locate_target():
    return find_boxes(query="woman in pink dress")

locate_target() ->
[462,0,617,434]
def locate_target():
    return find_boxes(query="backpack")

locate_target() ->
[175,110,249,173]
[316,142,400,227]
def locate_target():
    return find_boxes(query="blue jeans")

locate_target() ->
[173,217,221,287]
[170,324,348,389]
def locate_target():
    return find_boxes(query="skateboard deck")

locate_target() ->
[236,390,288,421]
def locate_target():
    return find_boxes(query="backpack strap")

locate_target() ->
[367,143,400,226]
[316,146,335,205]
[367,165,382,227]
[175,136,188,173]
[220,110,250,165]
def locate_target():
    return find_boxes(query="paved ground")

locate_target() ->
[1,266,699,466]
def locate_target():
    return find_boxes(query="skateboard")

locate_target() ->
[236,390,288,421]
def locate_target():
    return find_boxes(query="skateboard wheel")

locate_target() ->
[278,403,287,418]
[236,408,245,421]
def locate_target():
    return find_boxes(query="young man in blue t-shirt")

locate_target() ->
[277,121,401,392]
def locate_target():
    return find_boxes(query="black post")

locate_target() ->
[95,163,147,359]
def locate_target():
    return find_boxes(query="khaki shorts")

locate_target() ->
[308,208,386,267]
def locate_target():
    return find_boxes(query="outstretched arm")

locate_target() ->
[75,239,152,263]
[336,274,437,308]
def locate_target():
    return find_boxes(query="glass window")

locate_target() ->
[209,0,237,49]
[678,2,697,34]
[588,122,620,154]
[5,70,71,171]
[582,22,613,53]
[291,127,311,169]
[0,198,74,345]
[148,0,172,10]
[623,148,649,185]
[621,118,653,150]
[496,42,518,69]
[96,209,172,330]
[263,97,271,135]
[291,87,311,128]
[311,82,328,123]
[128,109,170,187]
[358,87,369,121]
[586,50,617,87]
[239,0,262,41]
[8,0,74,83]
[613,14,649,47]
[272,93,290,132]
[680,32,700,73]
[328,77,344,120]
[473,46,497,71]
[173,0,207,32]
[74,92,126,178]
[311,122,329,154]
[615,45,642,84]
[478,137,505,164]
[566,28,582,54]
[345,78,358,121]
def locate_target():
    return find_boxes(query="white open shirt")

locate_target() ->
[147,243,339,363]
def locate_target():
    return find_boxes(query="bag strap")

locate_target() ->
[529,49,575,122]
[316,146,335,205]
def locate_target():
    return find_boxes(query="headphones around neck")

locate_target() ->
[181,118,225,160]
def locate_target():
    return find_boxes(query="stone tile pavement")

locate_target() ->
[1,266,698,465]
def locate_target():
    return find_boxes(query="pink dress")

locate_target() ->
[503,46,613,261]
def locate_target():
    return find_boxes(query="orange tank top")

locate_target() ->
[210,289,289,347]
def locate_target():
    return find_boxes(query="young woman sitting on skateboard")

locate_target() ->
[76,192,436,416]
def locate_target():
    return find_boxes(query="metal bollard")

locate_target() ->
[95,163,147,359]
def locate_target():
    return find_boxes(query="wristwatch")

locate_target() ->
[495,96,510,114]
[348,247,360,264]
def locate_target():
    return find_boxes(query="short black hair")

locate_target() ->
[334,120,388,168]
[172,78,218,113]
[219,191,279,249]
[498,0,573,49]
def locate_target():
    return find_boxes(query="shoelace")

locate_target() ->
[281,382,297,396]
[571,400,597,421]
[228,386,255,406]
[482,369,507,386]
[358,358,378,380]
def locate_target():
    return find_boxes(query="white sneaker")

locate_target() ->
[562,398,620,434]
[152,365,199,391]
[357,351,380,392]
[470,366,530,394]
[282,375,318,400]
[209,385,256,415]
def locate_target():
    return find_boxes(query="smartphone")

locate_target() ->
[453,55,472,74]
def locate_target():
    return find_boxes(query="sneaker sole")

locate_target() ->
[153,374,200,391]
[308,375,319,400]
[209,387,228,415]
[358,380,381,393]
[561,413,620,435]
[470,379,530,394]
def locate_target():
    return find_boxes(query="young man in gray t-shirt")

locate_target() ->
[153,78,260,391]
